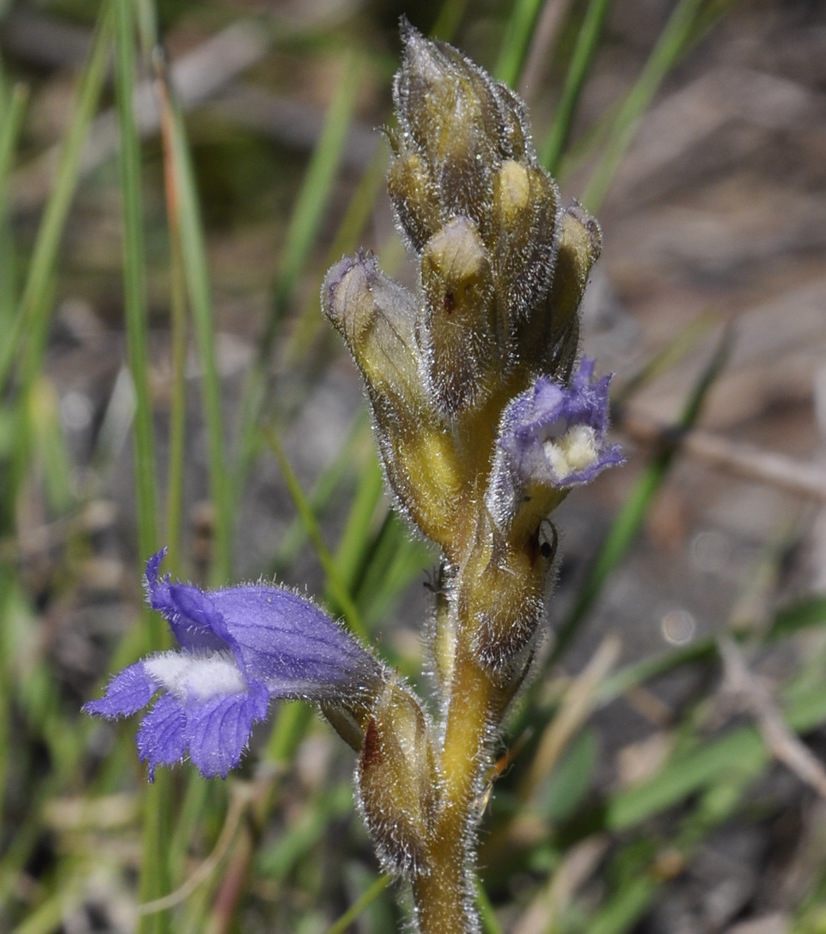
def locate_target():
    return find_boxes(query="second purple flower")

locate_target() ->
[84,549,386,779]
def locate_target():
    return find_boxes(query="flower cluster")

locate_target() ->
[323,26,615,561]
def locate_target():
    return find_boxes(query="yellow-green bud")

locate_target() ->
[392,21,535,234]
[538,202,602,376]
[490,160,562,362]
[419,217,498,414]
[461,522,548,673]
[323,251,470,549]
[387,150,444,252]
[322,251,423,410]
[376,419,469,554]
[356,682,438,876]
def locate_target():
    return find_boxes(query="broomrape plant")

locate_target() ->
[86,22,622,933]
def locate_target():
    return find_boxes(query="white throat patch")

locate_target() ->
[543,424,598,480]
[144,649,246,701]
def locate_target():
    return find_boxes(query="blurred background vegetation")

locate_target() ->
[2,0,826,931]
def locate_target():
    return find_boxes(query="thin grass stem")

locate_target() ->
[1,13,112,394]
[153,52,232,580]
[236,53,363,486]
[540,0,614,174]
[494,0,546,85]
[582,0,717,211]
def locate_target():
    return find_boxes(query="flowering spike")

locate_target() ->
[83,25,625,932]
[85,551,386,779]
[316,25,626,932]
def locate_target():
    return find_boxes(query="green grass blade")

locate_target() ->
[262,424,367,639]
[605,676,826,832]
[271,412,369,576]
[540,0,614,174]
[0,574,11,840]
[256,782,353,880]
[152,61,190,572]
[0,83,27,223]
[581,0,725,211]
[431,0,471,41]
[354,510,433,633]
[476,877,505,934]
[27,379,74,512]
[768,596,826,641]
[112,0,159,587]
[598,638,715,705]
[270,45,362,330]
[552,588,826,728]
[591,765,758,934]
[0,214,16,332]
[152,53,232,579]
[1,12,111,393]
[327,874,393,934]
[333,449,387,594]
[494,0,546,85]
[111,3,170,931]
[606,727,761,832]
[289,145,387,360]
[237,52,364,481]
[614,309,720,404]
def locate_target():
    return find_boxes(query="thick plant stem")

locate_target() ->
[413,835,472,934]
[413,638,497,933]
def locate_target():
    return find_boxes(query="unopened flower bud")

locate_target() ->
[419,217,498,414]
[393,21,535,231]
[323,252,469,549]
[536,202,602,375]
[322,251,422,410]
[356,681,438,876]
[490,161,562,366]
[461,524,546,672]
[387,148,444,252]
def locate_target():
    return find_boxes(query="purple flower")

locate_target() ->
[488,359,623,527]
[84,550,385,780]
[500,359,623,484]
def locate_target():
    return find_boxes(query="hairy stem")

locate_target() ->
[414,635,497,933]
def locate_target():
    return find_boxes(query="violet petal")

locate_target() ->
[136,693,187,782]
[184,681,270,779]
[82,662,156,718]
[85,552,386,780]
[205,586,383,701]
